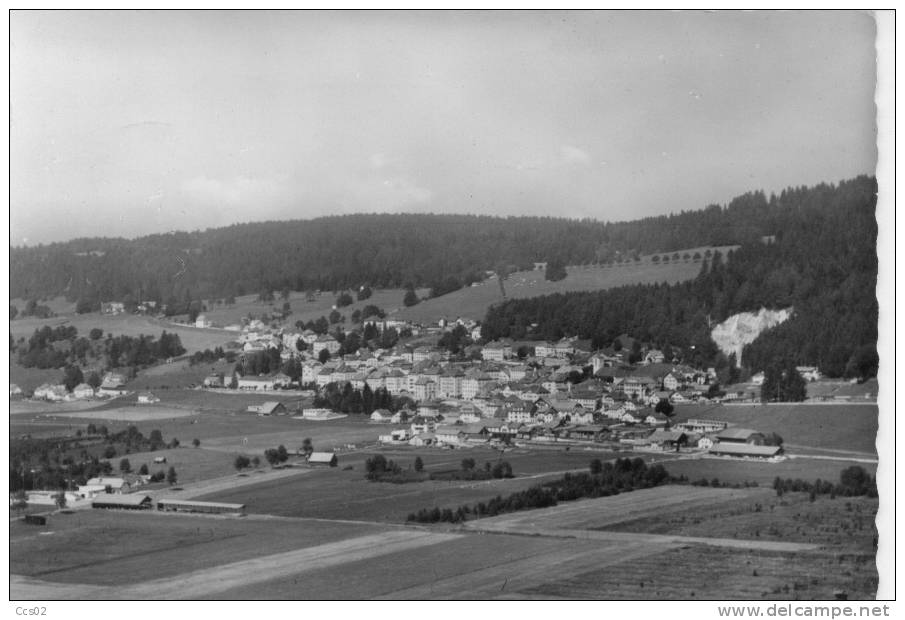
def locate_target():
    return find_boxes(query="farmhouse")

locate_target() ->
[137,392,160,404]
[677,418,728,433]
[101,301,126,315]
[715,427,766,445]
[71,383,95,399]
[10,383,23,397]
[370,408,393,423]
[307,452,338,467]
[203,373,224,388]
[237,376,278,391]
[33,383,67,401]
[195,314,212,328]
[646,429,688,450]
[247,401,288,416]
[92,494,153,510]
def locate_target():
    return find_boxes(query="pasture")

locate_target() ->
[9,509,388,588]
[390,246,737,324]
[10,312,233,355]
[658,456,877,486]
[198,465,566,522]
[47,405,199,422]
[197,288,423,328]
[675,403,879,455]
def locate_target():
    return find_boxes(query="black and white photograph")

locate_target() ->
[7,9,894,608]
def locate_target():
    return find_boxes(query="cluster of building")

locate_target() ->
[25,372,134,402]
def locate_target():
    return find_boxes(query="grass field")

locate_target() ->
[10,312,233,356]
[391,246,738,323]
[198,465,566,522]
[198,288,424,328]
[523,544,877,600]
[675,403,879,455]
[657,456,877,486]
[10,509,387,586]
[48,406,200,422]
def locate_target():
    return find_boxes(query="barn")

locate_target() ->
[156,498,246,515]
[307,452,338,467]
[92,494,153,510]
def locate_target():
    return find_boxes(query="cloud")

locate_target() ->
[181,175,286,205]
[561,145,592,166]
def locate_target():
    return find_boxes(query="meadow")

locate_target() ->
[391,245,738,324]
[675,403,879,456]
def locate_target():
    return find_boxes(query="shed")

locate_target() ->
[157,498,245,514]
[709,443,783,458]
[92,494,152,510]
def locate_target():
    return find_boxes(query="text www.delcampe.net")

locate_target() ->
[717,605,890,618]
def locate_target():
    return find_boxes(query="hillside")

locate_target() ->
[11,186,805,305]
[481,176,878,379]
[393,246,737,323]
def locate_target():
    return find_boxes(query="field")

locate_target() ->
[523,545,878,600]
[199,288,425,328]
[605,492,878,548]
[661,456,877,486]
[10,384,881,600]
[10,312,233,356]
[197,464,564,522]
[47,406,199,422]
[675,403,879,456]
[391,246,738,323]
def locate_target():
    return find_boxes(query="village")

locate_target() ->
[17,307,857,466]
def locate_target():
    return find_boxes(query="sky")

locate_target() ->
[9,10,878,246]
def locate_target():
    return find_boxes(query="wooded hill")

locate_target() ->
[11,182,833,306]
[480,176,878,379]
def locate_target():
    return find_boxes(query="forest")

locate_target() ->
[480,176,878,378]
[11,180,832,304]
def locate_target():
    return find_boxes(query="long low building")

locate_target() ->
[92,494,153,510]
[156,498,246,515]
[708,443,783,458]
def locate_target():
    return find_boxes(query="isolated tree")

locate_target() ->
[461,458,476,471]
[251,456,261,468]
[318,348,331,364]
[544,260,567,282]
[403,288,419,307]
[414,456,424,472]
[138,463,149,475]
[654,399,675,419]
[103,445,116,459]
[357,286,372,301]
[62,364,84,392]
[54,491,67,510]
[192,438,201,448]
[119,458,132,473]
[234,455,251,471]
[166,466,178,485]
[301,437,313,457]
[10,304,18,320]
[86,371,102,390]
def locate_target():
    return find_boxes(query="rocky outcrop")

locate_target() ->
[711,307,793,366]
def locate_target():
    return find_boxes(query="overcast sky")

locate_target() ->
[10,10,877,246]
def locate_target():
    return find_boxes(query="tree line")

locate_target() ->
[11,180,861,305]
